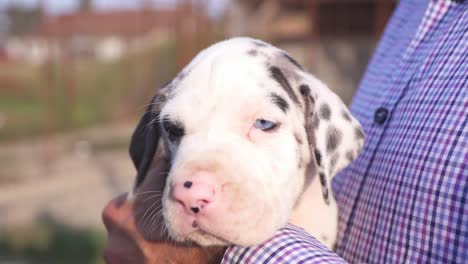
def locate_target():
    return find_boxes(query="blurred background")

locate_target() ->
[0,0,397,263]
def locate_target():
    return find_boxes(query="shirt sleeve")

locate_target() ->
[221,223,347,264]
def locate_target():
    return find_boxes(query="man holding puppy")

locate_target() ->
[103,0,467,263]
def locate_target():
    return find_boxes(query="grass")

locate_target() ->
[0,39,177,142]
[0,215,105,264]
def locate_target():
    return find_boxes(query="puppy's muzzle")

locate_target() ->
[171,174,218,217]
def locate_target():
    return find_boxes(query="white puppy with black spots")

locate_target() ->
[128,37,365,249]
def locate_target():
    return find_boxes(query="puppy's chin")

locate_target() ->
[179,230,229,246]
[163,200,288,247]
[167,223,277,247]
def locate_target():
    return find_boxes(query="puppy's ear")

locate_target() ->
[299,75,365,204]
[128,95,163,196]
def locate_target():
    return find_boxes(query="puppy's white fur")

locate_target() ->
[145,38,363,248]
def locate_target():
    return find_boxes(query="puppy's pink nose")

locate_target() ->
[172,180,216,214]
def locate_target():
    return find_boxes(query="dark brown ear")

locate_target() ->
[299,75,365,205]
[129,95,162,191]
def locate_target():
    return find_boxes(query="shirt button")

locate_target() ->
[374,107,389,125]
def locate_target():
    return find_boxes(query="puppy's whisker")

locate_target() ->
[134,190,164,197]
[142,194,164,202]
[146,116,162,129]
[136,100,164,111]
[140,201,162,229]
[146,205,163,231]
[148,211,164,240]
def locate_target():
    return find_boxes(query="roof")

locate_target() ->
[36,9,180,38]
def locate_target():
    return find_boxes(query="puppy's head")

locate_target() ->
[129,38,364,246]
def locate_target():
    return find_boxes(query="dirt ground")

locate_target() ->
[0,122,138,231]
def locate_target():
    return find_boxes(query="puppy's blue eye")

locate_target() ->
[254,119,278,132]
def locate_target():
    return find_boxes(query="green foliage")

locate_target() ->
[0,40,178,142]
[0,215,105,264]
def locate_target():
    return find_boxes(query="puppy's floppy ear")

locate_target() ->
[299,75,365,205]
[128,95,163,196]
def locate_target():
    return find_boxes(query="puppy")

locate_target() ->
[128,37,364,249]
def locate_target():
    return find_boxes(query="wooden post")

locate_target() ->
[305,0,320,71]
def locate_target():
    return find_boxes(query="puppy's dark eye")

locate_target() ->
[162,119,185,143]
[254,119,278,132]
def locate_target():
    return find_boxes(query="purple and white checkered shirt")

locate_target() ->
[223,0,467,263]
[223,224,344,264]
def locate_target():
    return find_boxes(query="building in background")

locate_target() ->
[0,1,209,64]
[225,0,397,103]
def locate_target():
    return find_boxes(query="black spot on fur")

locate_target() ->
[282,52,303,70]
[309,95,315,105]
[269,66,300,105]
[330,153,339,173]
[319,171,330,204]
[355,127,365,139]
[270,93,289,113]
[342,110,352,121]
[184,181,193,188]
[326,125,342,153]
[252,40,268,47]
[314,149,322,166]
[312,114,320,129]
[322,187,329,202]
[299,84,310,96]
[320,103,331,120]
[177,68,191,82]
[345,151,354,163]
[247,49,258,56]
[319,172,327,186]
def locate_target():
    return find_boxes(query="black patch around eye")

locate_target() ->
[326,125,342,153]
[320,103,331,120]
[282,52,303,70]
[270,93,289,113]
[162,118,185,143]
[268,66,300,105]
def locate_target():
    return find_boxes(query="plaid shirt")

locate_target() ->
[223,0,467,263]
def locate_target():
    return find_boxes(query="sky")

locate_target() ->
[0,0,229,17]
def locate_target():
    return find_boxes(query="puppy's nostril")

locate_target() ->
[191,207,200,213]
[183,181,193,189]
